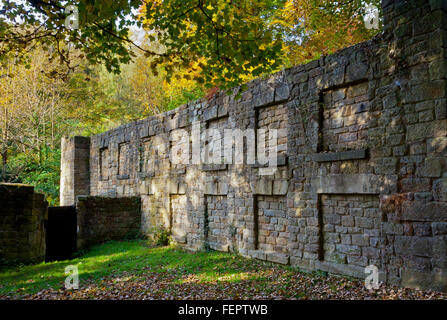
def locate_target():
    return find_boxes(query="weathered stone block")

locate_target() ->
[394,237,433,257]
[312,174,398,194]
[168,180,179,194]
[250,179,273,195]
[432,223,447,236]
[266,252,290,265]
[420,157,443,177]
[273,180,288,195]
[433,178,447,201]
[346,63,368,83]
[401,201,447,222]
[383,222,404,235]
[178,183,186,195]
[204,105,218,121]
[406,120,446,142]
[336,244,361,256]
[205,181,218,195]
[275,85,290,102]
[217,182,229,195]
[313,149,368,162]
[253,89,275,108]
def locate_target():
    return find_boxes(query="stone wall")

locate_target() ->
[61,0,447,291]
[0,184,47,264]
[60,136,90,206]
[76,196,141,249]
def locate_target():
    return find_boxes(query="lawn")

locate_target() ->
[0,240,445,300]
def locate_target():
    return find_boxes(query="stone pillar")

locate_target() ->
[60,136,91,206]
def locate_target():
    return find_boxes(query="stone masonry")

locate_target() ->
[60,1,447,291]
[60,136,90,206]
[0,183,48,264]
[76,196,141,250]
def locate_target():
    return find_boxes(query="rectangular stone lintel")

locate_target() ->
[168,180,179,194]
[138,172,155,179]
[311,174,398,194]
[313,149,368,162]
[178,182,186,195]
[217,182,229,195]
[205,181,218,195]
[201,164,228,171]
[170,167,186,175]
[273,180,289,195]
[250,155,288,168]
[250,179,273,195]
[139,181,154,195]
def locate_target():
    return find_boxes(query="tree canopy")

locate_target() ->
[0,0,381,89]
[0,0,382,203]
[0,0,287,89]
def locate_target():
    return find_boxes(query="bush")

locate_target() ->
[5,150,61,206]
[153,226,171,246]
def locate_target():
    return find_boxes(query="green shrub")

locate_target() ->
[153,226,171,246]
[5,149,61,206]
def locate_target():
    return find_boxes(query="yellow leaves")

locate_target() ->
[284,0,294,10]
[276,0,381,67]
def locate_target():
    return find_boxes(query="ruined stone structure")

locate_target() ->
[60,136,90,207]
[76,196,141,249]
[61,0,447,291]
[0,184,47,264]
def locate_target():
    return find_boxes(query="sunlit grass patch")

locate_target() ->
[0,240,275,297]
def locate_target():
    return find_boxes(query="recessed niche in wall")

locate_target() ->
[169,129,191,174]
[205,195,230,251]
[256,104,288,167]
[139,138,155,177]
[319,194,381,267]
[118,142,130,179]
[201,117,229,171]
[99,147,110,181]
[255,195,288,254]
[170,194,188,244]
[319,81,370,156]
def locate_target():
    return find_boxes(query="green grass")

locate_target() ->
[1,240,444,300]
[0,240,288,297]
